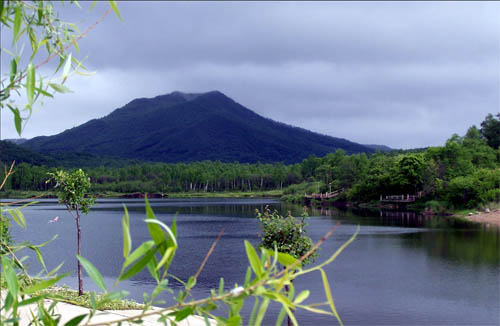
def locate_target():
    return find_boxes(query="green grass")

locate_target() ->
[35,286,144,310]
[1,278,143,310]
[167,190,283,198]
[445,202,500,228]
[0,267,143,310]
[452,202,500,218]
[0,190,57,199]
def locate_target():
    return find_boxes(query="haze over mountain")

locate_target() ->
[4,138,28,145]
[22,91,374,163]
[364,144,392,152]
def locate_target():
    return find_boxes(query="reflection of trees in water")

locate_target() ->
[309,205,499,266]
[306,205,483,229]
[378,210,428,228]
[310,206,499,266]
[101,199,500,267]
[108,202,307,219]
[400,229,500,266]
[94,199,500,272]
[140,204,276,218]
[306,205,431,227]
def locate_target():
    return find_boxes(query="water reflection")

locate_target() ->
[8,198,500,325]
[401,229,500,267]
[303,205,500,267]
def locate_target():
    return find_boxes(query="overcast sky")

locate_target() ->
[1,1,499,149]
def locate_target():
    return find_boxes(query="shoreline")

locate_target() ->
[0,190,284,200]
[3,190,499,228]
[457,209,500,228]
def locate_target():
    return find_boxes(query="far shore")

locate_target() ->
[3,190,499,229]
[0,189,284,200]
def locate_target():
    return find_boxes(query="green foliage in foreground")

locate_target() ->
[0,214,11,254]
[1,0,121,136]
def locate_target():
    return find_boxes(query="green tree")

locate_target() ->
[441,137,474,179]
[391,154,426,193]
[301,155,321,179]
[480,113,500,150]
[315,164,333,187]
[48,169,95,296]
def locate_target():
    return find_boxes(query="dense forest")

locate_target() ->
[2,114,499,210]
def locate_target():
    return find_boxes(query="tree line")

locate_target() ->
[1,161,298,194]
[2,114,499,209]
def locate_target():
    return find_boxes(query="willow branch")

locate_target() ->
[0,161,16,190]
[0,5,113,96]
[0,238,33,285]
[194,228,224,280]
[276,222,340,279]
[0,195,45,207]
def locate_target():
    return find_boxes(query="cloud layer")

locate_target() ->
[1,1,499,149]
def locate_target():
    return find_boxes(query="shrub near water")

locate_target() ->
[256,206,317,265]
[424,200,449,214]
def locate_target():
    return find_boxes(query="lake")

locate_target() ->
[7,198,500,325]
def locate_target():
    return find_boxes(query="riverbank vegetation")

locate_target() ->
[2,114,499,212]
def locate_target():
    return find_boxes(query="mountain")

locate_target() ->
[1,140,55,166]
[364,144,392,152]
[1,140,142,168]
[22,91,374,163]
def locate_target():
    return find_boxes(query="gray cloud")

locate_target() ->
[1,1,499,149]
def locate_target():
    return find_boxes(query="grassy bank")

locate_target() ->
[0,190,57,199]
[450,202,500,227]
[35,286,144,310]
[451,202,500,218]
[1,189,284,199]
[165,189,283,198]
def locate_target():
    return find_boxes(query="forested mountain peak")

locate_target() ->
[22,91,374,163]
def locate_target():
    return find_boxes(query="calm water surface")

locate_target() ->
[8,198,500,325]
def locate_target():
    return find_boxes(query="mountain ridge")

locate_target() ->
[22,91,375,163]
